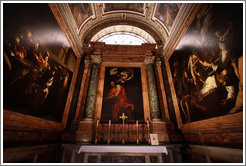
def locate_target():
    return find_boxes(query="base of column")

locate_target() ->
[151,119,183,143]
[81,118,94,123]
[151,118,164,123]
[62,119,94,143]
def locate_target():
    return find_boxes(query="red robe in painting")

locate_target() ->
[107,83,134,119]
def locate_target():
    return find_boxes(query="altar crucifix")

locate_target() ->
[119,113,128,144]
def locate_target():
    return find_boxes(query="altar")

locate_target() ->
[78,145,167,163]
[61,144,182,163]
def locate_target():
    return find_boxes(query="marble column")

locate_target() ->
[84,55,101,120]
[144,56,161,120]
[74,58,91,121]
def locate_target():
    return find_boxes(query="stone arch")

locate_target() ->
[80,17,168,48]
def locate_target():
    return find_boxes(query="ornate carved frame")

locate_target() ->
[94,62,151,123]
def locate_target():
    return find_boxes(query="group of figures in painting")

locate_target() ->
[3,3,73,122]
[3,29,71,121]
[171,4,243,123]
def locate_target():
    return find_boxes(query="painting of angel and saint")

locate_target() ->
[104,3,144,14]
[68,3,93,28]
[3,3,77,122]
[101,67,144,124]
[169,3,243,123]
[154,3,182,30]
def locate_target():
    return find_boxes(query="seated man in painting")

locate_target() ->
[185,69,238,121]
[105,81,134,120]
[200,69,236,106]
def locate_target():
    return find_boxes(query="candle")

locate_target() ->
[97,120,99,126]
[109,120,111,126]
[136,120,138,126]
[147,120,149,127]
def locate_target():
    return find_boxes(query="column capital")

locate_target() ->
[156,60,162,67]
[84,59,91,65]
[91,55,102,64]
[144,56,155,65]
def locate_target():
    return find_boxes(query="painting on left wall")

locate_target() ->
[3,3,77,122]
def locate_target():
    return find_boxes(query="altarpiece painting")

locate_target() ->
[101,67,144,124]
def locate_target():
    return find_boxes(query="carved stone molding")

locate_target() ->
[95,3,103,19]
[145,3,155,19]
[80,8,168,48]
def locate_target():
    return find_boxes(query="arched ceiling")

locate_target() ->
[90,25,156,44]
[51,3,198,56]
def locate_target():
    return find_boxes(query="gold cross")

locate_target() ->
[119,113,128,121]
[119,113,128,144]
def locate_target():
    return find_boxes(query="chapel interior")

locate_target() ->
[2,3,244,163]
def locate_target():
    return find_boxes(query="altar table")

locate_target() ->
[77,145,168,163]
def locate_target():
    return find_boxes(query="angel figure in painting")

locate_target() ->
[105,81,134,120]
[110,67,134,83]
[212,21,233,72]
[187,51,212,85]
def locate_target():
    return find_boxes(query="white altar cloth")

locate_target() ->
[78,145,168,154]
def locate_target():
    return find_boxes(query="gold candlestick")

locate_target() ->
[119,113,128,144]
[136,120,139,144]
[95,120,99,144]
[107,120,111,144]
[147,119,150,144]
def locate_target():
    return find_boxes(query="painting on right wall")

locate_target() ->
[169,3,243,123]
